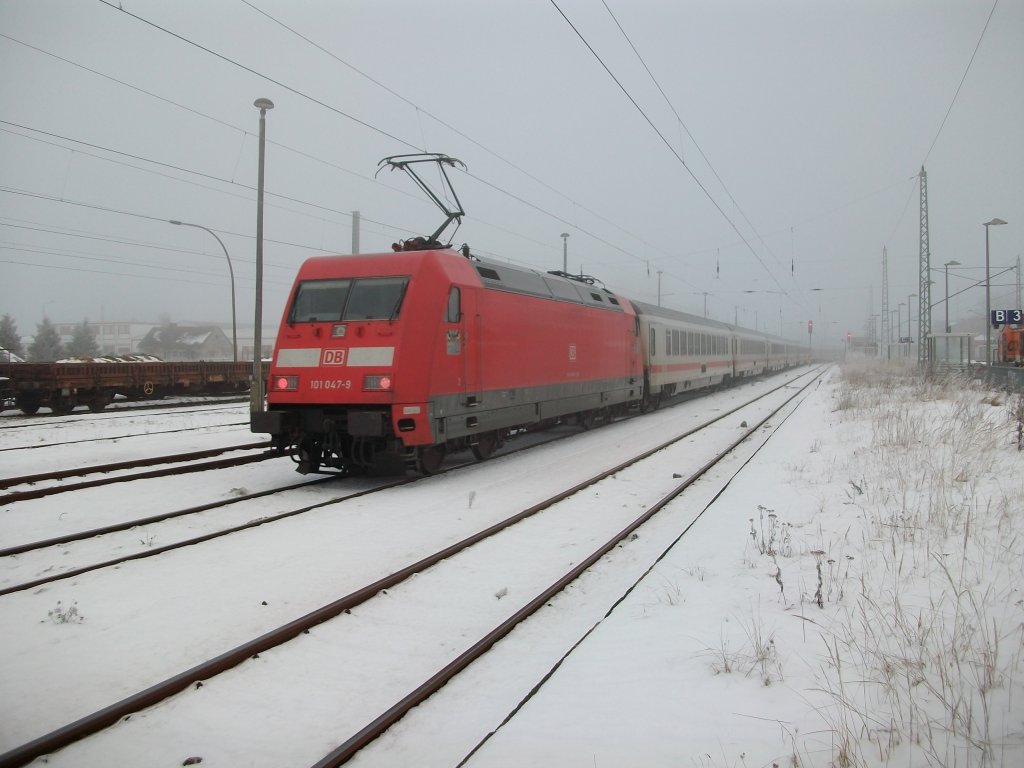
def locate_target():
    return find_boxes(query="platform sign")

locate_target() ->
[991,309,1023,326]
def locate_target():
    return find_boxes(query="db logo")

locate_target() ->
[568,344,577,361]
[322,349,346,366]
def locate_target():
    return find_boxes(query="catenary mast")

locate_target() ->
[918,167,931,365]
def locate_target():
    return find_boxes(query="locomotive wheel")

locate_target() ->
[471,432,499,461]
[579,410,596,430]
[417,444,446,475]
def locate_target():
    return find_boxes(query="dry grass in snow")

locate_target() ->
[749,361,1024,766]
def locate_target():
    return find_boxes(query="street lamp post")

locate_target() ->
[560,232,569,274]
[169,220,237,362]
[252,97,274,414]
[984,218,1008,367]
[908,293,917,344]
[943,260,960,333]
[897,303,905,354]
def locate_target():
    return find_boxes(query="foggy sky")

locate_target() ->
[1,0,1021,347]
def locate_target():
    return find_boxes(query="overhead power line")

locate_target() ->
[87,0,723,298]
[547,0,793,306]
[11,1,827,323]
[237,0,686,268]
[600,0,786,275]
[96,0,418,151]
[922,0,1000,166]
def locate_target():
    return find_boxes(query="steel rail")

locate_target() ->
[0,443,272,502]
[0,476,406,598]
[0,398,248,427]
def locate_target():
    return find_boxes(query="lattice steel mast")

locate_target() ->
[918,167,931,365]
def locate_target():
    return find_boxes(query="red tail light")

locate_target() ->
[272,375,298,391]
[363,374,393,391]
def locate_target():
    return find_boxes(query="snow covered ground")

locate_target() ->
[1,362,1021,767]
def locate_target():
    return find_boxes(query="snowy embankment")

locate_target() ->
[437,361,1023,768]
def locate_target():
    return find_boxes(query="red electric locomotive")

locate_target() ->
[252,246,643,474]
[251,153,803,475]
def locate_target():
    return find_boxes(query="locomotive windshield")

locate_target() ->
[289,277,410,323]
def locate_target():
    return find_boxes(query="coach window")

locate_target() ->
[650,327,656,356]
[446,286,461,322]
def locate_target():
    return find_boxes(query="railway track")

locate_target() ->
[0,414,246,449]
[0,367,824,767]
[0,441,271,496]
[0,397,249,425]
[0,474,389,597]
[0,424,583,597]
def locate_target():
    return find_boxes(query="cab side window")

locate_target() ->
[447,287,461,323]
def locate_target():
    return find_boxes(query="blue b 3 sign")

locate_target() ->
[991,309,1023,325]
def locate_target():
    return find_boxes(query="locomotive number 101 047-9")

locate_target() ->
[310,379,353,391]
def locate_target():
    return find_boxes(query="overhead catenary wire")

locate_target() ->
[2,20,696,292]
[236,0,687,270]
[548,2,787,282]
[600,0,788,275]
[89,0,736,302]
[921,0,1000,167]
[5,1,871,328]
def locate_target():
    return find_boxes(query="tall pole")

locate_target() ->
[943,260,960,333]
[560,232,569,273]
[984,218,1008,367]
[169,220,237,361]
[1018,255,1022,310]
[908,293,917,344]
[352,210,361,254]
[918,167,931,365]
[252,97,274,414]
[881,246,889,359]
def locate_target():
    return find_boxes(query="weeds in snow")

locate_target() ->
[814,360,1024,767]
[701,609,784,687]
[1009,393,1024,452]
[46,600,84,624]
[749,505,792,558]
